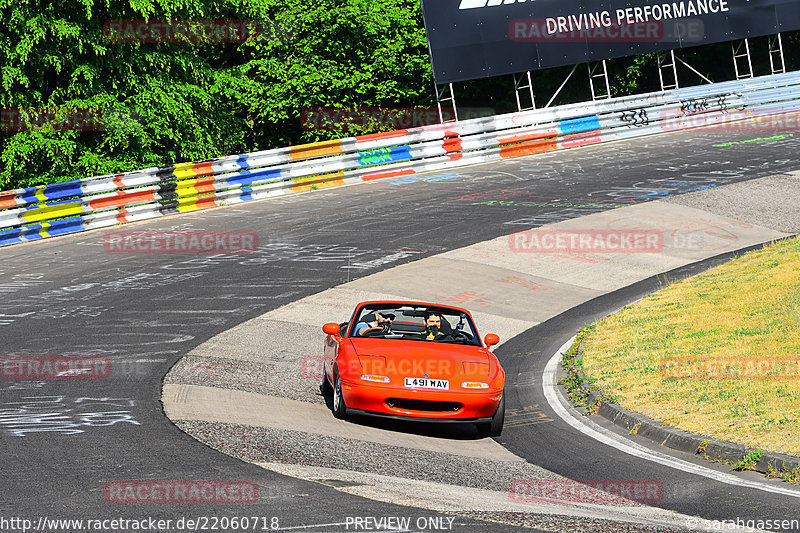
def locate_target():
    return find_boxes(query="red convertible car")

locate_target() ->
[320,301,505,436]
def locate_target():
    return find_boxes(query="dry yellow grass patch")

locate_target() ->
[580,236,800,455]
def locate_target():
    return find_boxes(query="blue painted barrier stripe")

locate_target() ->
[45,216,86,236]
[223,168,283,187]
[358,145,412,167]
[559,115,601,135]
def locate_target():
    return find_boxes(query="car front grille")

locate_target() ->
[385,398,463,412]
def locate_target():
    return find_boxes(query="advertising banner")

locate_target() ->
[421,0,796,83]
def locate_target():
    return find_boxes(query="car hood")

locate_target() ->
[350,338,491,379]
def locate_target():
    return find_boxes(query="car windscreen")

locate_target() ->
[349,304,481,346]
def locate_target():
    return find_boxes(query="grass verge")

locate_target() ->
[575,236,800,456]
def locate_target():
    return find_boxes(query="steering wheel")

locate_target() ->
[360,326,385,337]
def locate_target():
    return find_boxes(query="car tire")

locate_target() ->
[477,393,504,437]
[320,364,333,396]
[332,371,347,420]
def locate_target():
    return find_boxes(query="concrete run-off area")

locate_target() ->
[163,171,800,530]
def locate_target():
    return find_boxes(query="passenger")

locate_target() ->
[354,311,395,336]
[422,311,453,341]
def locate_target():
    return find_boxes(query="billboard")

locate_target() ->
[421,0,798,83]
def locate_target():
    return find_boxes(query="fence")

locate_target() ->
[2,70,800,247]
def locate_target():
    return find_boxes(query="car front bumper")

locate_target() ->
[341,380,503,421]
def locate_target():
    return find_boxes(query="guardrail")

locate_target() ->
[2,70,800,247]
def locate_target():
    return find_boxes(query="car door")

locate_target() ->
[323,324,341,380]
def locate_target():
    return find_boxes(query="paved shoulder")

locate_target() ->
[163,172,795,529]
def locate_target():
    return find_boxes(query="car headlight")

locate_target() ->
[361,374,390,383]
[461,381,489,389]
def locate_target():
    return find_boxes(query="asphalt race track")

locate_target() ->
[2,124,800,532]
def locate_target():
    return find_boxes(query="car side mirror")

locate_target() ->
[484,334,500,347]
[322,323,340,336]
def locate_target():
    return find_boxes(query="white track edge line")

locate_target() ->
[543,336,800,499]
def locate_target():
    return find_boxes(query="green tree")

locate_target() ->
[1,0,255,188]
[0,0,432,190]
[228,0,433,147]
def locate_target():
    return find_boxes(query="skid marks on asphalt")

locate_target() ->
[505,405,553,428]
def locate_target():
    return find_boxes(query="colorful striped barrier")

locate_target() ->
[2,70,800,247]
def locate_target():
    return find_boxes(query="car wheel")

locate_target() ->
[320,364,333,396]
[332,372,347,420]
[477,393,505,437]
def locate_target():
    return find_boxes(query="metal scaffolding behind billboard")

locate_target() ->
[421,0,798,123]
[513,71,536,111]
[422,0,800,85]
[658,50,679,90]
[769,33,787,75]
[421,0,800,85]
[434,32,793,123]
[434,83,458,124]
[732,39,754,80]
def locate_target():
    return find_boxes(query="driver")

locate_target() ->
[354,311,395,336]
[422,311,453,341]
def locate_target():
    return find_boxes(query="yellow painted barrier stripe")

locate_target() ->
[175,176,218,200]
[175,178,202,198]
[176,194,218,212]
[291,172,345,192]
[21,201,85,223]
[172,162,198,181]
[38,220,52,238]
[289,140,343,161]
[34,185,48,204]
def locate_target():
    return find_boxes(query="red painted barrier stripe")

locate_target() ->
[192,161,215,177]
[89,189,157,210]
[497,131,557,145]
[191,175,218,194]
[0,192,18,209]
[355,130,410,142]
[193,196,219,209]
[499,131,558,158]
[442,131,463,160]
[360,168,416,181]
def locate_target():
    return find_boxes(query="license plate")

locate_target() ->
[404,377,449,390]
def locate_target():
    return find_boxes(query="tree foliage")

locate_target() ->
[0,0,432,189]
[3,0,796,190]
